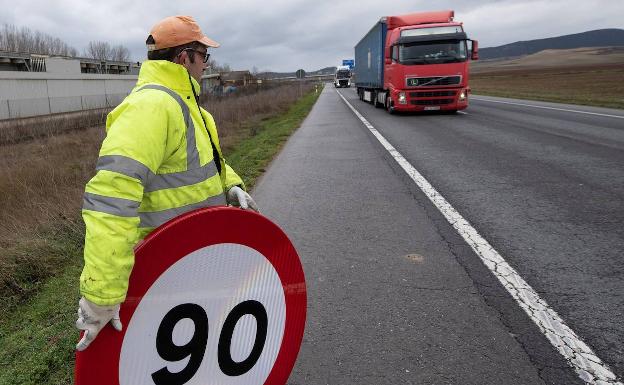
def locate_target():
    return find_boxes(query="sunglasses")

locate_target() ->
[181,48,211,63]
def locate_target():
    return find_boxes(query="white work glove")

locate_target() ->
[226,186,259,212]
[75,297,122,351]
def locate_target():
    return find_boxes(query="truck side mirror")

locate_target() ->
[470,40,479,60]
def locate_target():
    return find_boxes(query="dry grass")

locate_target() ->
[0,127,103,304]
[471,55,624,109]
[0,82,316,304]
[0,128,102,241]
[202,83,315,152]
[0,109,110,145]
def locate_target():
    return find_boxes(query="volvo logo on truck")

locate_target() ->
[354,10,479,114]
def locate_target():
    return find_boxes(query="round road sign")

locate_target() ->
[75,206,306,385]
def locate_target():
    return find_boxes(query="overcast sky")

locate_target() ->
[0,0,621,72]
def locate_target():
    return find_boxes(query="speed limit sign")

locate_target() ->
[75,206,307,385]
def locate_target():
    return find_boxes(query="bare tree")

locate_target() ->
[206,57,231,74]
[110,44,130,62]
[84,41,111,61]
[0,23,77,56]
[84,40,131,62]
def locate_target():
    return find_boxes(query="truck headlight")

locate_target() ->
[459,91,467,101]
[398,92,407,104]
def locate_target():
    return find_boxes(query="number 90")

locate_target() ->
[151,300,268,384]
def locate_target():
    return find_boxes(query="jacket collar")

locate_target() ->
[136,60,202,96]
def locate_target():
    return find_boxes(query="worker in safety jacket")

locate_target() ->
[75,16,258,351]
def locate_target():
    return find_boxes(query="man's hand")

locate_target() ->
[226,186,259,212]
[75,297,122,351]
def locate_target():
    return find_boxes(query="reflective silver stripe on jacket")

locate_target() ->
[96,154,218,192]
[144,162,218,192]
[137,84,200,169]
[83,192,140,217]
[97,155,151,184]
[139,194,227,228]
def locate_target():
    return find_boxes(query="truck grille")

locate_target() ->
[409,91,457,97]
[406,76,461,87]
[411,99,454,106]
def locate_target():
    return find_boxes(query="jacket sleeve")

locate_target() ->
[200,107,245,191]
[80,96,172,306]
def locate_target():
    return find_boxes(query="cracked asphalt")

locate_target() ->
[252,85,623,384]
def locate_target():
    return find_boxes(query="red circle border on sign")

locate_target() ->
[75,206,307,385]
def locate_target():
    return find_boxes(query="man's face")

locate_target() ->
[180,47,208,83]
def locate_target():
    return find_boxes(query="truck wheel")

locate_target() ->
[373,92,383,108]
[385,96,394,114]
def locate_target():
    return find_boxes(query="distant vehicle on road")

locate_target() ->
[354,10,479,113]
[334,65,352,88]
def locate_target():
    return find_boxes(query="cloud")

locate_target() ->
[0,0,621,71]
[459,0,624,47]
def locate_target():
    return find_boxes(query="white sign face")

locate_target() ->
[119,243,286,385]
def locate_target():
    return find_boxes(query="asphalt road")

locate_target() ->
[253,85,623,384]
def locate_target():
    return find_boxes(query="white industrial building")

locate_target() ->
[0,51,140,119]
[0,51,231,120]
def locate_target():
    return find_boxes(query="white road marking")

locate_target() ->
[471,97,624,119]
[336,89,623,385]
[457,111,468,115]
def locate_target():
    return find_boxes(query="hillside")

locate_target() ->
[260,66,335,79]
[479,29,624,60]
[471,46,624,73]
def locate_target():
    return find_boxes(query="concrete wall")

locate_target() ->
[46,57,82,74]
[0,72,138,120]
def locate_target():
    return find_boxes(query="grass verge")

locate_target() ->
[0,86,321,384]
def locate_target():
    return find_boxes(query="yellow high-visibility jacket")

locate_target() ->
[80,60,244,306]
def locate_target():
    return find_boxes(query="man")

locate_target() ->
[75,15,258,351]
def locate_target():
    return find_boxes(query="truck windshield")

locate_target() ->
[399,40,467,65]
[336,70,351,78]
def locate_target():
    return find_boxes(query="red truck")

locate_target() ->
[354,10,479,113]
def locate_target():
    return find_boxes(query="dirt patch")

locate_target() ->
[404,254,425,263]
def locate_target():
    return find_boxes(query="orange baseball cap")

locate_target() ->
[147,15,220,51]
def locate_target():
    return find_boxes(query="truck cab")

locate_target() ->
[334,66,352,88]
[385,18,475,112]
[355,11,479,113]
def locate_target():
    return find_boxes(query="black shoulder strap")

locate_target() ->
[188,73,222,175]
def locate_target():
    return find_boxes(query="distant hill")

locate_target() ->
[471,46,624,73]
[259,66,336,79]
[480,29,624,60]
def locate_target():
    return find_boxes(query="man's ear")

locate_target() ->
[179,51,186,65]
[174,50,187,65]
